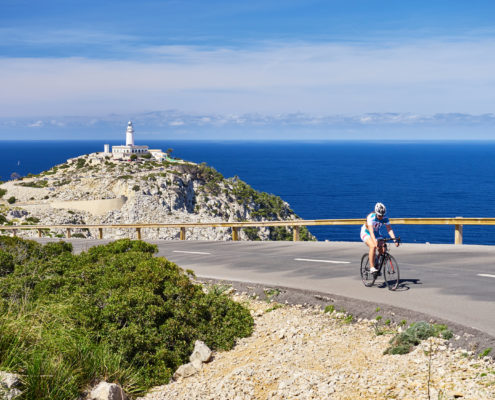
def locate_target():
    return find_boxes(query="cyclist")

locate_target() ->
[360,202,399,273]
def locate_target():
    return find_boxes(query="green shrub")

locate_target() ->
[71,233,86,238]
[0,188,6,199]
[76,158,86,169]
[7,196,16,204]
[0,237,253,398]
[479,348,492,358]
[132,185,140,191]
[17,180,48,188]
[324,305,335,313]
[384,321,453,355]
[54,179,71,187]
[243,227,261,241]
[0,250,14,276]
[25,216,40,224]
[130,154,137,161]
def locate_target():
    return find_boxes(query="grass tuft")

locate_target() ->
[384,321,453,355]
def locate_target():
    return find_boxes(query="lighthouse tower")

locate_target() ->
[110,121,150,158]
[125,121,135,146]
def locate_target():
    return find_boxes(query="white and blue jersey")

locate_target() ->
[360,212,391,241]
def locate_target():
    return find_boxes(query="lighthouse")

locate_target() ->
[125,121,135,146]
[110,121,149,158]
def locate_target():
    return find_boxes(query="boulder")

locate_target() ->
[0,372,22,400]
[0,372,21,389]
[89,382,128,400]
[173,363,200,380]
[189,340,212,364]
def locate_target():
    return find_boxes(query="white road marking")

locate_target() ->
[477,274,495,279]
[173,250,211,255]
[294,258,350,264]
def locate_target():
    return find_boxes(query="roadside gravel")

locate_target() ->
[139,292,495,400]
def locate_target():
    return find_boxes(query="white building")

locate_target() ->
[111,121,149,157]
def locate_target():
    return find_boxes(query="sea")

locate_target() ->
[1,140,495,245]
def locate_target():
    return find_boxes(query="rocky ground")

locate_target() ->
[138,286,495,400]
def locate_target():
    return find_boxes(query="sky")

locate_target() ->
[1,0,495,140]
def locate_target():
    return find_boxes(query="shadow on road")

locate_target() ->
[377,278,422,291]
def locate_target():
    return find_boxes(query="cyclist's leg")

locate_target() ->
[361,226,377,269]
[377,238,385,255]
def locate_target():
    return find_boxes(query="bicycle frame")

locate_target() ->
[361,237,401,290]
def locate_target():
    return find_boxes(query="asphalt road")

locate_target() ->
[46,239,495,337]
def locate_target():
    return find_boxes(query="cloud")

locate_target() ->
[27,120,44,127]
[5,111,495,131]
[1,39,495,118]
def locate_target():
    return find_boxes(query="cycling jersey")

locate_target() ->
[361,212,391,240]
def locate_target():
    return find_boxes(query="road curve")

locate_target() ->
[41,239,495,337]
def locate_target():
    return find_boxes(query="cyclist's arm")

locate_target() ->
[386,225,399,246]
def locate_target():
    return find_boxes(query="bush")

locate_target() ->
[0,188,6,199]
[384,321,453,355]
[71,233,86,238]
[7,196,16,204]
[0,237,253,399]
[76,158,86,169]
[25,216,40,224]
[132,185,140,191]
[0,250,14,276]
[130,154,137,161]
[18,180,48,188]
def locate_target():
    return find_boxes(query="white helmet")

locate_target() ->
[375,202,386,217]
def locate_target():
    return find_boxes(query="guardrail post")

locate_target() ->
[98,228,103,239]
[293,226,300,241]
[180,227,186,240]
[232,227,239,241]
[12,229,17,237]
[136,228,142,240]
[455,217,463,245]
[38,229,42,238]
[66,228,71,238]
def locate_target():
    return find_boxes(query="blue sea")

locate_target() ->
[1,140,495,245]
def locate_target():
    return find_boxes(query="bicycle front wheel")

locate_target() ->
[383,254,400,290]
[360,253,376,287]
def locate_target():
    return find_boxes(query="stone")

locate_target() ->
[191,359,203,371]
[173,363,200,380]
[89,382,128,400]
[0,372,21,389]
[4,388,21,400]
[189,340,212,364]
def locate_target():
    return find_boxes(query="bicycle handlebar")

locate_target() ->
[380,237,401,243]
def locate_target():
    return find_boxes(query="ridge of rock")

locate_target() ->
[0,152,313,241]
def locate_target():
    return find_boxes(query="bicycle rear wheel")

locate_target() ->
[383,254,400,290]
[360,254,376,287]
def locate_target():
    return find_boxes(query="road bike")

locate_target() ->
[360,237,401,290]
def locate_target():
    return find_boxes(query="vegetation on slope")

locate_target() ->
[180,163,314,240]
[0,237,254,399]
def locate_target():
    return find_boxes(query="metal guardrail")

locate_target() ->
[2,217,495,244]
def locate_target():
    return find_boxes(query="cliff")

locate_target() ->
[0,152,313,241]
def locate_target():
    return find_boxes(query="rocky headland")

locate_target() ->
[0,152,312,241]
